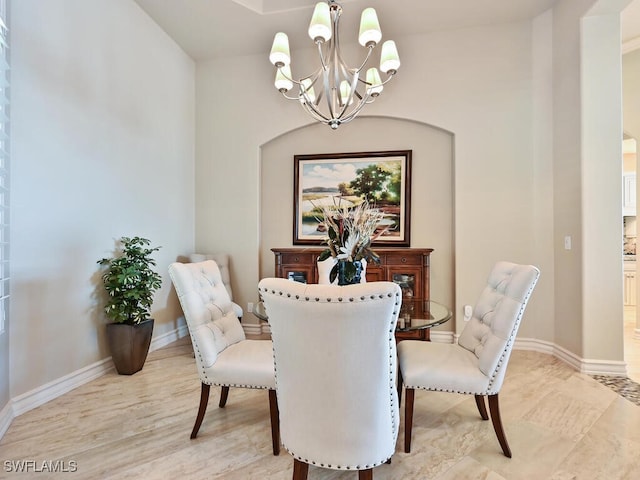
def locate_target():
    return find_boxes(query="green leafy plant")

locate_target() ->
[97,236,162,324]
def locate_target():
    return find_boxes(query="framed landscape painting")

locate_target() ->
[293,150,412,246]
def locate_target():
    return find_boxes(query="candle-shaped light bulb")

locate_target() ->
[358,8,382,47]
[380,40,400,74]
[269,32,291,67]
[340,80,353,105]
[308,2,332,43]
[275,66,293,92]
[300,78,316,103]
[366,68,383,96]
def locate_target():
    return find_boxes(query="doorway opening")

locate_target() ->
[623,134,640,382]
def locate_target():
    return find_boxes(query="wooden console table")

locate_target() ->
[271,247,434,340]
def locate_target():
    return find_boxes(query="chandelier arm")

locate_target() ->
[308,110,331,125]
[358,70,398,103]
[312,86,325,106]
[337,95,371,123]
[377,70,398,86]
[300,67,325,92]
[332,7,373,76]
[336,44,374,77]
[322,66,337,120]
[335,71,361,120]
[315,40,330,72]
[340,92,372,120]
[299,91,332,123]
[335,61,366,101]
[280,91,304,101]
[277,65,325,93]
[301,89,332,122]
[278,68,317,87]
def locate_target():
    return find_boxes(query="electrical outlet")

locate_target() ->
[564,235,572,250]
[247,302,254,313]
[463,305,472,322]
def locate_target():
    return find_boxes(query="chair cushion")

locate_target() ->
[398,340,491,394]
[191,310,245,368]
[208,339,276,388]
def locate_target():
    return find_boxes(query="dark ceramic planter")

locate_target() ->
[106,318,154,375]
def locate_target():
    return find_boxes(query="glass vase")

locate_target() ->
[337,260,363,285]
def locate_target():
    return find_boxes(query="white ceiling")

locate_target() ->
[133,0,640,61]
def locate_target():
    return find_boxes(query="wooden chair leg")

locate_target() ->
[397,369,403,407]
[488,393,512,458]
[404,388,415,453]
[269,389,280,456]
[292,459,309,480]
[218,385,230,407]
[475,394,489,420]
[358,468,373,479]
[190,383,210,439]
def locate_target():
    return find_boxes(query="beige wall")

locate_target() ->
[196,19,554,340]
[6,0,633,416]
[549,0,628,361]
[581,10,626,361]
[196,0,629,366]
[259,118,455,328]
[624,49,640,141]
[9,0,196,398]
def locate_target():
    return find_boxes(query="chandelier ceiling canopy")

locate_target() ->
[269,1,400,130]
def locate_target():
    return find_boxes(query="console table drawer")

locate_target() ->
[384,253,423,266]
[279,252,316,264]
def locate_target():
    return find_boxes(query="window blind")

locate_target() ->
[0,0,9,335]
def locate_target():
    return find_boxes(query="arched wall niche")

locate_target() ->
[258,116,456,316]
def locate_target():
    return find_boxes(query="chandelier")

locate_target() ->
[269,1,400,130]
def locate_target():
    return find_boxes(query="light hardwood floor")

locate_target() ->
[1,336,640,479]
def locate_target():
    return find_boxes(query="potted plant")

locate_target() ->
[97,236,162,375]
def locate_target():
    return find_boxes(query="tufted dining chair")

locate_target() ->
[397,261,540,458]
[259,278,401,480]
[188,253,243,319]
[168,260,280,455]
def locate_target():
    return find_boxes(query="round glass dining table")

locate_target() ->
[395,300,452,332]
[253,298,452,332]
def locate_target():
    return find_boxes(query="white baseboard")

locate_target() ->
[429,330,455,343]
[242,322,264,336]
[0,401,14,440]
[7,324,190,427]
[11,357,115,418]
[417,334,628,377]
[515,337,628,376]
[150,323,189,351]
[1,328,629,442]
